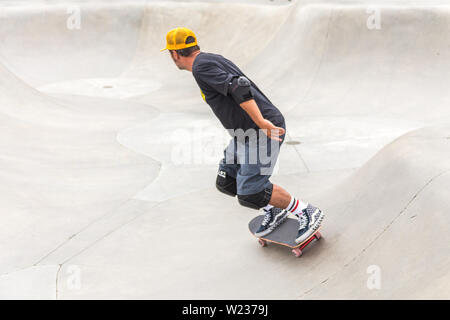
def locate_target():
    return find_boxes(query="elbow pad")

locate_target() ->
[228,76,254,104]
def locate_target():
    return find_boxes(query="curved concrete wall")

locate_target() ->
[0,0,448,299]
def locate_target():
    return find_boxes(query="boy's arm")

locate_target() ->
[240,99,285,141]
[193,64,285,140]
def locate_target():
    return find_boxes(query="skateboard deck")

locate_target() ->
[248,215,322,257]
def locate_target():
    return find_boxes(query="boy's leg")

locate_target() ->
[269,184,292,208]
[233,121,324,240]
[269,183,324,243]
[215,138,239,197]
[234,131,290,236]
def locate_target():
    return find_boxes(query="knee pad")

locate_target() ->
[216,170,237,197]
[237,186,273,210]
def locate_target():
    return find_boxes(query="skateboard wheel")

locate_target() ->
[292,248,302,257]
[315,232,321,240]
[258,239,267,247]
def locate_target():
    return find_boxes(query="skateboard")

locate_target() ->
[248,215,322,257]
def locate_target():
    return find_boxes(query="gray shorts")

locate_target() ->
[218,121,285,196]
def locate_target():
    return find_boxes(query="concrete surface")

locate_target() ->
[0,0,448,299]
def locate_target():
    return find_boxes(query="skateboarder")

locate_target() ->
[162,28,324,244]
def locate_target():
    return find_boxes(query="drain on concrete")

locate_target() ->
[285,140,301,145]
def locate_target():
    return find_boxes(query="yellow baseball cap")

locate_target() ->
[161,27,198,51]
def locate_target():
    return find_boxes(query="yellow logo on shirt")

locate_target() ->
[200,89,206,101]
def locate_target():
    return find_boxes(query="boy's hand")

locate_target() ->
[239,100,285,141]
[258,119,285,142]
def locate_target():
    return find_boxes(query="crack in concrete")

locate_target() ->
[59,203,154,266]
[282,9,334,175]
[33,197,163,269]
[296,7,333,107]
[0,265,33,278]
[55,264,62,300]
[296,169,450,299]
[0,264,61,300]
[287,131,310,172]
[32,198,133,267]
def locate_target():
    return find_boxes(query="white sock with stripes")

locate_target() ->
[262,204,273,212]
[286,197,308,216]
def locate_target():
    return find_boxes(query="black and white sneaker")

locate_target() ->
[255,207,289,237]
[295,204,324,244]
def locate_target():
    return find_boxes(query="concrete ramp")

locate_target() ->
[0,0,448,299]
[305,125,450,299]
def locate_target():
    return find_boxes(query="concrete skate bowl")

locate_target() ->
[0,1,448,299]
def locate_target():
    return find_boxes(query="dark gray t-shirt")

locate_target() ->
[192,52,284,132]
